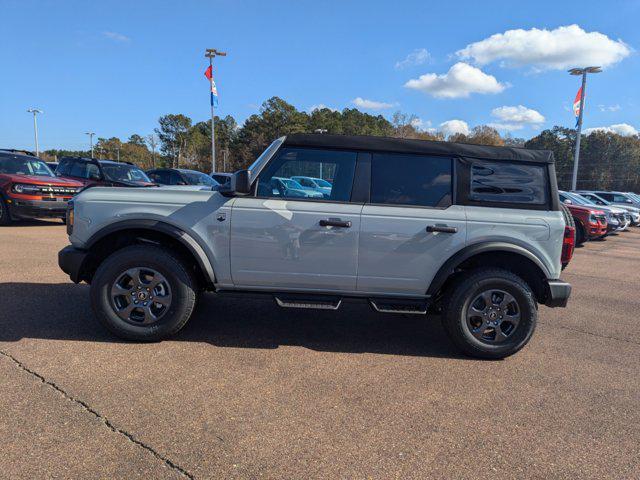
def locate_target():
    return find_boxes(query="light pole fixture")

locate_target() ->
[27,108,43,157]
[85,132,96,158]
[205,48,227,174]
[568,66,602,190]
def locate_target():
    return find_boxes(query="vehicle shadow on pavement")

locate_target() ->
[0,283,465,359]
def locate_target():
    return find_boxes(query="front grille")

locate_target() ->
[38,186,79,195]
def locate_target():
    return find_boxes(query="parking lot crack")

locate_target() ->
[0,349,195,479]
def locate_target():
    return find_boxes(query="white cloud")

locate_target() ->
[102,31,130,42]
[404,62,507,98]
[439,119,470,137]
[351,97,396,110]
[309,104,338,112]
[488,105,545,131]
[395,48,430,69]
[410,118,432,130]
[457,25,631,71]
[584,123,638,136]
[598,104,621,112]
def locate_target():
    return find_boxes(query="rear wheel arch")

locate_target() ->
[80,220,215,288]
[428,243,551,304]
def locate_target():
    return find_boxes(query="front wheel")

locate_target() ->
[441,269,537,359]
[90,245,198,341]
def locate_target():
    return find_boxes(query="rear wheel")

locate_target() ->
[0,197,12,226]
[442,269,537,359]
[90,245,198,341]
[574,220,586,245]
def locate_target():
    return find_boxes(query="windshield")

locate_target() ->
[181,171,219,186]
[282,179,303,189]
[585,193,610,205]
[565,192,594,206]
[0,156,55,177]
[102,164,151,183]
[314,178,332,187]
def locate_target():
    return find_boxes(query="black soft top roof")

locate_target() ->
[283,134,554,164]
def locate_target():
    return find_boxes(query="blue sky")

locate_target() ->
[1,0,638,151]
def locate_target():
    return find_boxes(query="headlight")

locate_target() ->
[12,183,40,194]
[66,201,74,235]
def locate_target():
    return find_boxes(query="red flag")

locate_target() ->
[204,65,212,80]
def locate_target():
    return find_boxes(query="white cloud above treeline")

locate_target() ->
[584,124,638,136]
[351,97,396,110]
[456,24,631,70]
[488,105,545,131]
[404,62,507,98]
[439,119,470,137]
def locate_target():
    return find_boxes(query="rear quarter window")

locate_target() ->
[469,160,548,206]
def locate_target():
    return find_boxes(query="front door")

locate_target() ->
[230,146,361,291]
[357,152,466,296]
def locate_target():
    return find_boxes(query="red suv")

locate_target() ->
[55,157,155,188]
[565,203,607,244]
[0,150,83,225]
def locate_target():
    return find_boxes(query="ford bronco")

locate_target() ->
[59,134,571,359]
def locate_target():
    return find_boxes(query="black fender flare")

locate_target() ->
[426,241,551,297]
[85,219,216,284]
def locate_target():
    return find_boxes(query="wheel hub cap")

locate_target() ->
[466,289,521,344]
[110,267,172,326]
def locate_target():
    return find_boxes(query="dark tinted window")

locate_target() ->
[470,160,547,205]
[257,147,356,202]
[56,159,72,175]
[371,153,452,207]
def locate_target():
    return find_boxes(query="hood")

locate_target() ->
[75,185,222,207]
[110,179,157,187]
[2,174,84,187]
[566,204,602,214]
[613,204,640,214]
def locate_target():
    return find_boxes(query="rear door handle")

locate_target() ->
[320,219,352,228]
[426,225,458,234]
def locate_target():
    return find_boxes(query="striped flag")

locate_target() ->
[204,65,219,107]
[573,86,584,121]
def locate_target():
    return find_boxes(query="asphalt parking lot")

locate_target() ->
[1,221,639,479]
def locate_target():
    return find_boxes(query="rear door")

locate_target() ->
[230,146,361,291]
[357,152,466,296]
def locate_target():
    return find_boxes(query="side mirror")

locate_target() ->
[229,170,251,195]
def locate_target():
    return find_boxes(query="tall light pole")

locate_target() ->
[205,48,226,174]
[27,108,43,156]
[85,132,96,158]
[568,66,601,190]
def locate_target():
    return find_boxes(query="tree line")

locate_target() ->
[43,96,640,192]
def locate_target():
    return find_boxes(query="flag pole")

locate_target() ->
[205,48,226,175]
[568,66,601,191]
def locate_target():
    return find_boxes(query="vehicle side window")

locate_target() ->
[256,147,356,202]
[469,160,547,205]
[370,153,452,208]
[57,160,71,175]
[613,194,630,203]
[69,161,86,178]
[151,171,170,184]
[169,172,183,185]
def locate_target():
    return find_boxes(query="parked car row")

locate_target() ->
[559,190,640,247]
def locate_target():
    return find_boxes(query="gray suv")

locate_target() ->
[59,134,571,359]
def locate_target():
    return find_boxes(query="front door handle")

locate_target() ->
[426,225,458,234]
[320,219,352,228]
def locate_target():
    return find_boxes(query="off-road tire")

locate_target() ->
[90,245,197,341]
[441,268,537,360]
[0,197,12,226]
[574,220,586,245]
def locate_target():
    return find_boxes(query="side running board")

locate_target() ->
[369,298,428,315]
[274,295,342,310]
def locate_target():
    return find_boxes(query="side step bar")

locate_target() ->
[369,298,428,315]
[272,294,428,315]
[275,295,342,310]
